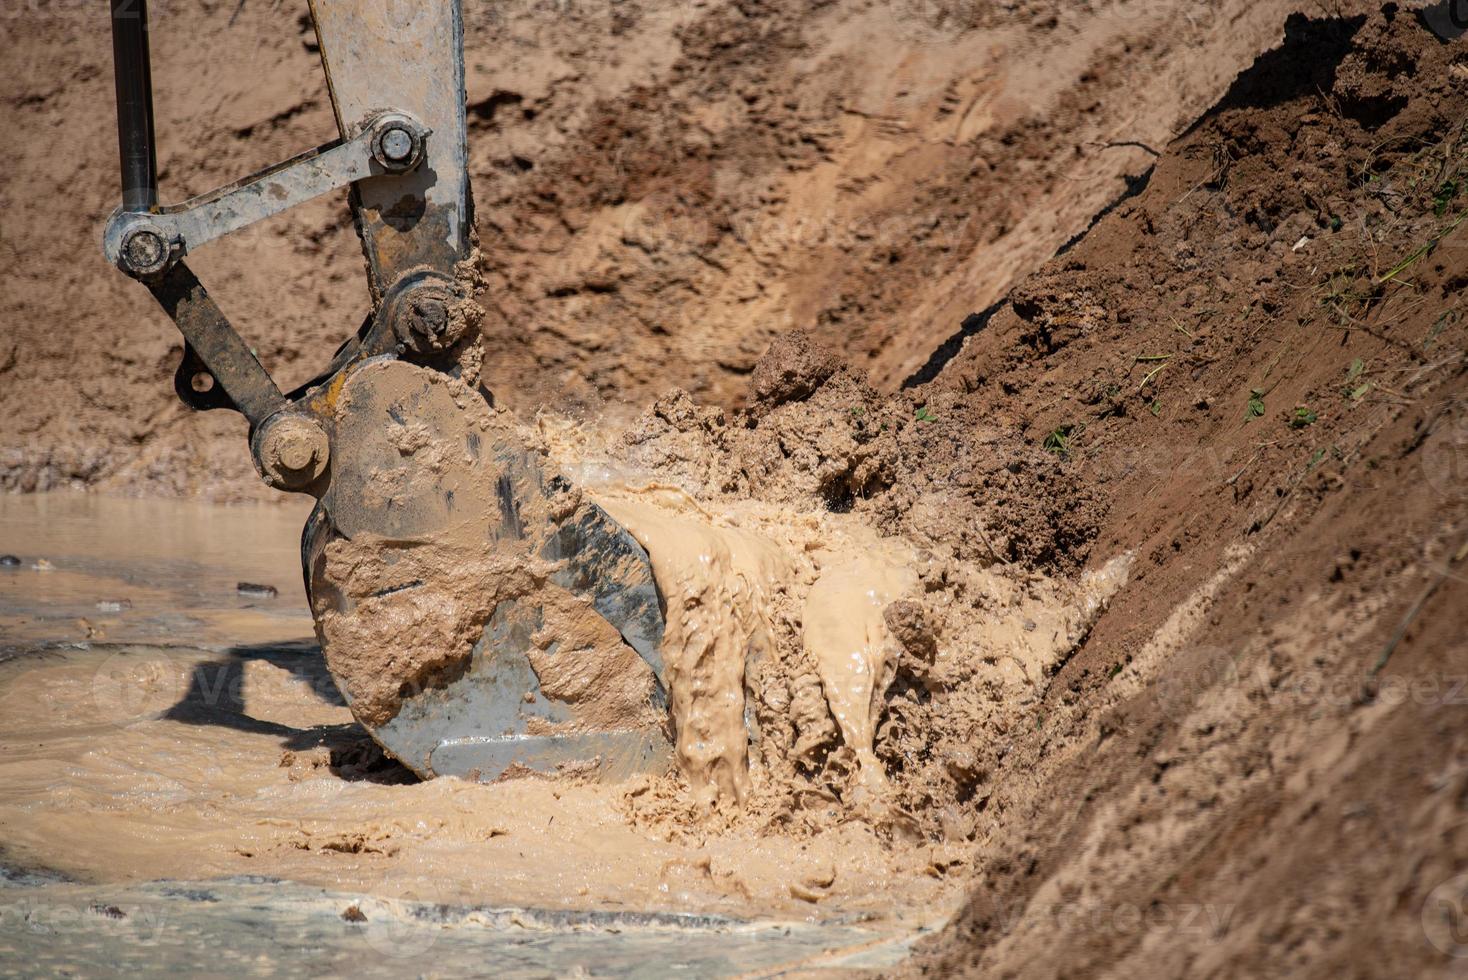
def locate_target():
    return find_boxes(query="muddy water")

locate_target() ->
[0,493,316,650]
[0,494,956,974]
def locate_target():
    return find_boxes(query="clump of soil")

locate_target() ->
[538,340,1130,841]
[313,535,535,728]
[748,331,841,411]
[613,336,1104,570]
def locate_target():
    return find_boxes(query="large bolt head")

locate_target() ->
[256,415,330,490]
[407,295,449,339]
[391,281,468,353]
[380,127,414,163]
[120,229,171,277]
[371,116,426,172]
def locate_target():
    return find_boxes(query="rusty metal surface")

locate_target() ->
[309,0,471,293]
[148,262,286,427]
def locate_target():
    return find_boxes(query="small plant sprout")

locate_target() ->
[915,406,937,422]
[1434,179,1459,217]
[1343,358,1370,400]
[1042,424,1078,458]
[1246,389,1266,420]
[1136,353,1170,392]
[1290,407,1318,428]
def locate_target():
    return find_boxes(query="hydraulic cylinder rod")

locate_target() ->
[110,0,158,212]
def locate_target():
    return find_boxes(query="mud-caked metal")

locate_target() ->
[305,359,670,780]
[102,0,670,784]
[254,415,331,491]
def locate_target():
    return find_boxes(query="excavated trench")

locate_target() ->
[0,21,1337,975]
[5,2,1466,975]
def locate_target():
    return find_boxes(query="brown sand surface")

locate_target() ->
[1,0,1306,495]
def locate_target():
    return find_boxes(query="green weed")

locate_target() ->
[1043,424,1078,458]
[1245,389,1266,420]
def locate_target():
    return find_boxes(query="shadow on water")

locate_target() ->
[162,640,418,785]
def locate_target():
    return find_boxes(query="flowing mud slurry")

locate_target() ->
[0,393,1131,938]
[596,489,791,807]
[594,483,926,813]
[541,412,1135,844]
[801,546,919,802]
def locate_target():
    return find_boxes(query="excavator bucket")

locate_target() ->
[102,0,672,780]
[303,359,672,780]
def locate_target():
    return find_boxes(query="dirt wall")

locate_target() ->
[899,7,1468,974]
[0,0,1304,497]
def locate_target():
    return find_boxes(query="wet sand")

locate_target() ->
[0,493,959,973]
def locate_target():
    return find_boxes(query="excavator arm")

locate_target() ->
[102,0,672,782]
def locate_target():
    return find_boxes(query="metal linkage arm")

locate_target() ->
[150,263,286,426]
[105,0,475,496]
[309,0,472,295]
[103,112,429,278]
